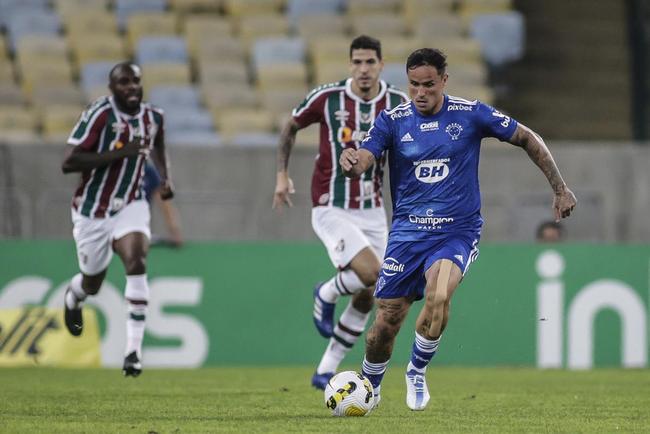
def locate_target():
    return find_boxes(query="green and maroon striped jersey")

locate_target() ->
[292,78,408,209]
[67,96,164,218]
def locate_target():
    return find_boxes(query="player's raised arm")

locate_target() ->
[273,117,300,209]
[340,148,375,178]
[508,123,577,221]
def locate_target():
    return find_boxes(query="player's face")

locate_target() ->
[109,65,143,114]
[407,65,447,115]
[349,49,383,92]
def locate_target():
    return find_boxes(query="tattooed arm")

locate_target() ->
[508,123,577,221]
[273,118,300,209]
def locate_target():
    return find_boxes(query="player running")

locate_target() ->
[340,48,577,410]
[273,35,408,389]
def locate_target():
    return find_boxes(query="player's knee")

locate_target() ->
[356,263,381,287]
[351,288,374,313]
[123,255,147,275]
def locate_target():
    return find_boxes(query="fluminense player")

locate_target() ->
[340,48,577,409]
[273,35,408,389]
[61,62,174,376]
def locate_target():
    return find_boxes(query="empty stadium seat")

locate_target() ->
[0,84,25,106]
[148,85,202,111]
[402,0,456,25]
[126,12,179,51]
[136,36,189,65]
[260,88,310,115]
[5,11,61,51]
[202,83,259,111]
[164,107,215,133]
[31,85,86,107]
[141,63,192,91]
[223,0,283,17]
[348,13,409,37]
[313,62,348,85]
[80,61,115,94]
[309,37,351,68]
[255,63,309,90]
[0,0,51,30]
[469,11,524,67]
[70,34,126,66]
[20,60,74,98]
[64,10,118,39]
[0,62,15,83]
[413,14,465,39]
[0,106,38,135]
[381,37,423,63]
[214,108,275,141]
[114,0,167,31]
[346,0,401,15]
[184,16,233,60]
[41,104,85,144]
[295,15,347,41]
[168,0,221,14]
[237,15,290,48]
[55,0,108,17]
[287,0,345,22]
[252,37,306,69]
[198,61,250,87]
[195,37,246,66]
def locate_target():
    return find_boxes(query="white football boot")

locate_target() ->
[405,370,430,410]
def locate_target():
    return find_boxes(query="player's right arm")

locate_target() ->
[61,139,147,174]
[273,117,299,209]
[342,110,392,178]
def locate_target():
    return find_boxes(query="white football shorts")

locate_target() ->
[71,200,151,275]
[311,206,388,269]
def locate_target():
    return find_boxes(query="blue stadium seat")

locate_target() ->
[163,108,215,133]
[148,85,201,112]
[469,11,525,67]
[136,36,188,65]
[80,61,115,94]
[0,0,50,30]
[115,0,167,31]
[252,37,305,69]
[286,0,345,22]
[5,11,61,51]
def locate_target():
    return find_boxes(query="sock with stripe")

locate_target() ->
[316,301,370,374]
[362,357,390,393]
[318,269,366,304]
[65,273,87,309]
[125,275,148,357]
[407,332,441,374]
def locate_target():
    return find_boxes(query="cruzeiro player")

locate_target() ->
[61,62,174,376]
[273,35,408,389]
[340,48,577,409]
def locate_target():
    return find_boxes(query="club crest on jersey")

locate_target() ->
[112,122,126,135]
[359,112,372,124]
[334,110,350,122]
[445,123,463,140]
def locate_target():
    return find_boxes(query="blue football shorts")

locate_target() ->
[374,232,480,300]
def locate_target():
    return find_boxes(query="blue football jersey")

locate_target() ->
[361,94,518,241]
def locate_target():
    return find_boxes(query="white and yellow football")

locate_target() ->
[324,371,374,417]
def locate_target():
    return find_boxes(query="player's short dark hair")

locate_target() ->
[406,48,447,75]
[536,220,565,240]
[349,35,382,60]
[108,62,140,81]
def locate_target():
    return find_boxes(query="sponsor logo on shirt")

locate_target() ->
[334,110,350,122]
[400,132,414,142]
[382,257,405,276]
[445,123,463,140]
[419,121,439,131]
[447,104,473,111]
[408,209,455,230]
[337,126,367,143]
[491,110,511,128]
[414,158,450,183]
[389,108,413,120]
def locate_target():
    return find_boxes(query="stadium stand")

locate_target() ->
[0,0,513,145]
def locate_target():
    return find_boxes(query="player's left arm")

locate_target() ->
[151,114,174,201]
[508,123,577,221]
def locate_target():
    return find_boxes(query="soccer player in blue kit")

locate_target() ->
[340,48,577,410]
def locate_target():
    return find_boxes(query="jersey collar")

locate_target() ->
[345,78,387,104]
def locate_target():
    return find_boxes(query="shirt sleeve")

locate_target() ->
[476,101,518,141]
[360,110,392,159]
[291,89,325,128]
[67,104,109,151]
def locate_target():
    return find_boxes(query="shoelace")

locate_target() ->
[408,374,426,392]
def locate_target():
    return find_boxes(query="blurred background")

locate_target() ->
[0,0,647,243]
[0,0,649,371]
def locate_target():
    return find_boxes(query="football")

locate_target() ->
[324,371,375,417]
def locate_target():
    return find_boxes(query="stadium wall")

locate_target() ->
[0,241,648,369]
[0,142,649,242]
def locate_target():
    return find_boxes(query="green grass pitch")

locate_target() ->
[1,366,649,433]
